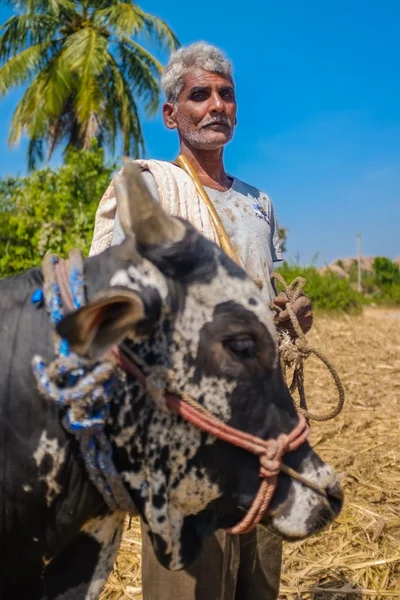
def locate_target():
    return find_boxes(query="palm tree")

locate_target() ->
[0,0,179,169]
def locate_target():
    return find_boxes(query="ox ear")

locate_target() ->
[115,159,185,246]
[56,289,148,359]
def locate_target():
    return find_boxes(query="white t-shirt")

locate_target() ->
[112,171,283,302]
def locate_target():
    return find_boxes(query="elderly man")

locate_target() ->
[90,42,312,600]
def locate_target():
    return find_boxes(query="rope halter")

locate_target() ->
[33,251,328,536]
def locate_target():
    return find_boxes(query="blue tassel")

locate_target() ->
[31,289,44,306]
[59,338,70,357]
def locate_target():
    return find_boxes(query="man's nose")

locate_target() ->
[209,92,225,113]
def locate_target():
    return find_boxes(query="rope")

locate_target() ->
[31,249,331,534]
[114,350,329,535]
[173,395,324,497]
[270,272,345,422]
[32,251,136,513]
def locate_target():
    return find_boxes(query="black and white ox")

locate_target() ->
[0,163,343,598]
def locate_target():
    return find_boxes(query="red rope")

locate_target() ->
[56,260,311,533]
[114,347,309,534]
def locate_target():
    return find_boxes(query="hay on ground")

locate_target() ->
[102,308,400,600]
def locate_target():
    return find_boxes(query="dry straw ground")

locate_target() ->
[102,308,400,600]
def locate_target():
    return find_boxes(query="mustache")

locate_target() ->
[201,116,233,128]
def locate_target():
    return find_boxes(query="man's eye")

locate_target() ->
[221,90,234,100]
[190,92,208,101]
[223,335,257,359]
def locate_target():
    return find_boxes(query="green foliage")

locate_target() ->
[0,1,179,169]
[276,262,364,313]
[373,256,400,288]
[0,144,116,276]
[278,226,287,254]
[371,257,400,306]
[377,285,400,306]
[276,257,400,311]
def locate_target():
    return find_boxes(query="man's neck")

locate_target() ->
[179,142,232,190]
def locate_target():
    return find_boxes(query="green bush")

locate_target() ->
[372,257,400,306]
[336,256,400,305]
[0,144,116,277]
[275,262,364,314]
[374,283,400,306]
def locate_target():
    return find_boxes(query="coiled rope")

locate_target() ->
[270,273,345,422]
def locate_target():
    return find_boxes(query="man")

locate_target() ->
[90,42,312,600]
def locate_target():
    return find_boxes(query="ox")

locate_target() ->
[0,163,343,598]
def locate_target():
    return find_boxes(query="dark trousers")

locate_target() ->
[141,523,282,600]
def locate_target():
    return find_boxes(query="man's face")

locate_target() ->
[163,68,237,150]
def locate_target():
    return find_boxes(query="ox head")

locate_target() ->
[58,162,343,570]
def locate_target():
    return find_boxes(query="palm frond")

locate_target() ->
[61,27,109,137]
[4,0,75,17]
[39,55,75,116]
[44,0,76,15]
[0,14,59,61]
[27,136,44,171]
[61,27,108,76]
[119,38,163,74]
[97,67,118,155]
[0,41,55,96]
[104,57,144,157]
[9,82,48,146]
[8,58,74,145]
[133,8,180,52]
[94,3,145,38]
[117,43,160,116]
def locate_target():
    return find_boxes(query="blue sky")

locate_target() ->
[0,0,399,265]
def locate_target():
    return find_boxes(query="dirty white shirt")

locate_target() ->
[112,171,283,303]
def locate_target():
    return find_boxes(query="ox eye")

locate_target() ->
[224,335,257,360]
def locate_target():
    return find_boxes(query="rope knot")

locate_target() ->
[295,338,312,359]
[32,352,118,432]
[259,434,289,478]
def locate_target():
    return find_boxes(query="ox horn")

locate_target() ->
[114,158,185,246]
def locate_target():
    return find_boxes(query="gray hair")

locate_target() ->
[161,42,233,104]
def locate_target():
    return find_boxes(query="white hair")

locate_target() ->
[161,42,233,104]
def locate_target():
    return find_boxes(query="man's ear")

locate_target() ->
[162,102,178,130]
[56,289,153,359]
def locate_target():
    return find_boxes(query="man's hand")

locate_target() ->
[273,292,313,338]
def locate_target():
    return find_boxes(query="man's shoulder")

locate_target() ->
[135,158,180,170]
[134,158,191,181]
[232,177,272,204]
[134,158,174,170]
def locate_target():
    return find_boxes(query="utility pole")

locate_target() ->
[356,232,362,292]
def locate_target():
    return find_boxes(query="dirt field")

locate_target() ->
[102,308,400,600]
